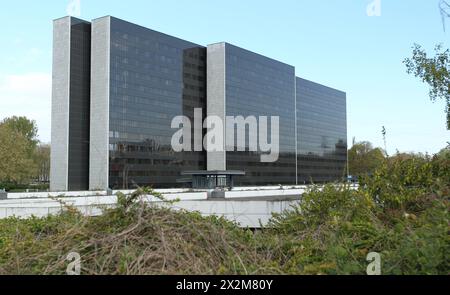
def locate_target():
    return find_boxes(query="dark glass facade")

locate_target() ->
[224,44,297,185]
[296,77,347,183]
[68,21,91,191]
[107,18,206,189]
[53,16,348,191]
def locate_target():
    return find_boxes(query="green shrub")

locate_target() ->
[269,154,449,275]
[0,189,276,275]
[0,154,448,275]
[0,183,49,192]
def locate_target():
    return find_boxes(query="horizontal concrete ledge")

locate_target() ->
[0,199,300,228]
[5,188,196,200]
[225,189,304,199]
[5,185,309,200]
[5,190,105,199]
[0,189,303,228]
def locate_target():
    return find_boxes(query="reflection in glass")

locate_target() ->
[224,44,297,186]
[296,77,347,184]
[107,18,206,189]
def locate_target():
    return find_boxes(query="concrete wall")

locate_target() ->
[206,42,227,170]
[89,16,111,190]
[171,199,298,228]
[6,190,106,200]
[0,192,300,228]
[50,17,71,191]
[4,186,308,200]
[50,16,92,191]
[224,188,304,199]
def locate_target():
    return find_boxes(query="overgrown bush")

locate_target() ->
[0,183,49,192]
[0,157,448,275]
[269,155,449,274]
[0,188,277,275]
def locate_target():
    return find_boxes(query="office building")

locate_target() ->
[51,17,91,191]
[296,78,347,184]
[207,42,296,185]
[50,16,347,191]
[89,16,206,190]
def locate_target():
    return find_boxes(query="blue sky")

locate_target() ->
[0,0,449,154]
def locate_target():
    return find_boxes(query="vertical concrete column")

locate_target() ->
[50,17,72,191]
[206,42,227,170]
[89,16,111,190]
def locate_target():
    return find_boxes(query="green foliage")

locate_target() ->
[0,125,37,184]
[34,144,50,183]
[270,153,449,275]
[361,153,434,210]
[432,146,450,184]
[0,155,448,275]
[404,44,450,129]
[0,116,48,186]
[0,188,272,275]
[348,141,385,177]
[0,183,49,192]
[0,116,39,152]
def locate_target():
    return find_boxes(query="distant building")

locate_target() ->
[296,78,347,183]
[50,16,347,191]
[207,43,296,185]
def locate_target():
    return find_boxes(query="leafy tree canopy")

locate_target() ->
[0,124,37,184]
[0,116,40,185]
[348,141,385,177]
[0,116,39,148]
[404,44,450,129]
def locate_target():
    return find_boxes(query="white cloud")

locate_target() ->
[0,72,52,143]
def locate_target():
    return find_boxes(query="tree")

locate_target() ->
[404,44,450,129]
[0,125,37,184]
[0,116,39,159]
[0,116,40,185]
[431,145,450,183]
[348,141,385,177]
[34,144,50,183]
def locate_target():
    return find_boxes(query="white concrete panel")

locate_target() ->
[90,16,111,190]
[206,42,227,170]
[0,193,301,228]
[50,17,71,191]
